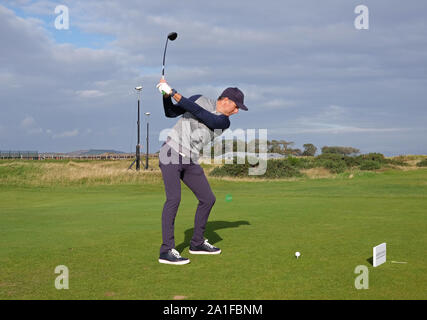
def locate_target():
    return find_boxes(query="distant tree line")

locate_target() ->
[209,138,360,157]
[321,146,360,156]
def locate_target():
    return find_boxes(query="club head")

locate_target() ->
[167,32,178,41]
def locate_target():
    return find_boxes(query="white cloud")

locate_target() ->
[8,0,56,15]
[52,129,79,139]
[19,115,44,135]
[263,99,296,109]
[321,105,346,119]
[183,84,223,98]
[28,127,43,134]
[75,90,106,98]
[21,115,35,128]
[297,105,347,124]
[270,125,411,135]
[0,71,21,88]
[270,104,412,135]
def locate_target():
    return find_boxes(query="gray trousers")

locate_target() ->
[159,144,216,254]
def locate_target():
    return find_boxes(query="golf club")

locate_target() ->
[162,32,178,79]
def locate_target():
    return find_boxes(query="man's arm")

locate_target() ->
[163,95,185,118]
[172,92,230,130]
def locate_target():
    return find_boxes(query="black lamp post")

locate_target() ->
[145,112,150,170]
[135,86,142,171]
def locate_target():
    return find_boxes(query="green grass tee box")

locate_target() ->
[0,161,426,299]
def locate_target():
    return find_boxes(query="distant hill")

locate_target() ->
[66,149,126,156]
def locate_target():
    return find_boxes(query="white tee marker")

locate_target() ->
[373,243,386,267]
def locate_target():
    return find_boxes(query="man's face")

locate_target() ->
[217,97,239,116]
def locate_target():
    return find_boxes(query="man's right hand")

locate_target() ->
[156,81,173,96]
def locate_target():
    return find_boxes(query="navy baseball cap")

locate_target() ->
[220,87,248,111]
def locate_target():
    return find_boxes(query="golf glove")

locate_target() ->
[156,82,173,96]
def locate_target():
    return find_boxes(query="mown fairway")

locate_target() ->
[0,160,426,299]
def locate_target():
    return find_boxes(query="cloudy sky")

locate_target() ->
[1,0,426,156]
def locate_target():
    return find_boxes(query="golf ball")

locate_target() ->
[295,251,301,258]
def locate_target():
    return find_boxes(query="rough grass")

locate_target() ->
[0,159,162,186]
[1,156,425,186]
[301,167,334,179]
[391,155,427,161]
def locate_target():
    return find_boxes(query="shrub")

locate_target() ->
[209,151,410,178]
[416,159,427,167]
[209,159,249,177]
[263,159,303,178]
[209,157,302,179]
[360,160,381,170]
[317,159,347,173]
[284,157,315,169]
[316,153,345,161]
[341,156,360,167]
[386,158,408,166]
[314,154,349,173]
[286,156,300,167]
[359,153,385,162]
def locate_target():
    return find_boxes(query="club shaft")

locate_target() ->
[162,38,169,77]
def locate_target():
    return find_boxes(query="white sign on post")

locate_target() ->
[373,243,386,267]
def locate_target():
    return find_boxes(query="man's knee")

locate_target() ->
[201,194,216,207]
[165,196,181,209]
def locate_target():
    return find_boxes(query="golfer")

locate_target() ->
[156,79,248,265]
